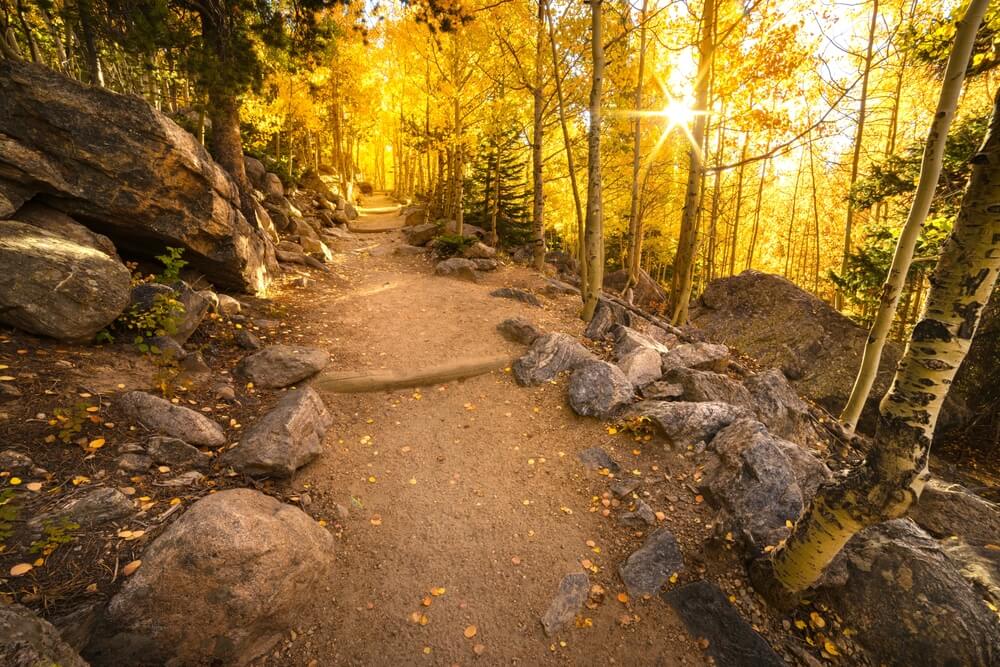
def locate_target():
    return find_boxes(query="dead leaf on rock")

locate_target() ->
[123,560,142,576]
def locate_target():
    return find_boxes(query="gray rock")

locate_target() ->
[612,325,671,359]
[908,478,1000,545]
[146,437,204,469]
[244,155,267,191]
[513,333,596,386]
[0,382,22,402]
[0,449,33,470]
[462,241,497,259]
[702,419,829,549]
[490,287,541,307]
[434,257,479,282]
[664,581,783,667]
[220,387,331,478]
[629,400,752,448]
[0,221,130,340]
[177,351,211,384]
[264,172,284,199]
[540,279,578,297]
[146,335,186,361]
[818,519,1000,667]
[118,453,152,473]
[618,347,663,387]
[577,447,622,474]
[14,201,118,258]
[403,222,438,246]
[238,345,328,389]
[610,478,641,498]
[155,470,206,488]
[29,486,133,531]
[663,367,753,406]
[118,391,226,447]
[235,328,262,350]
[744,369,819,445]
[620,499,657,527]
[497,317,543,345]
[640,381,684,400]
[129,282,209,346]
[660,342,730,373]
[584,299,638,341]
[99,489,335,666]
[197,289,219,313]
[216,294,242,316]
[472,258,498,271]
[213,384,236,401]
[568,361,635,419]
[540,573,590,636]
[619,528,684,598]
[0,603,88,667]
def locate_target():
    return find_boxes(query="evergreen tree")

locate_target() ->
[464,124,531,247]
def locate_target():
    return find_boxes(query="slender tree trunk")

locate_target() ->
[772,84,1000,592]
[729,135,749,276]
[784,150,804,278]
[77,0,103,86]
[808,124,822,293]
[669,0,715,324]
[545,2,586,291]
[624,0,650,297]
[839,0,987,431]
[530,0,547,270]
[836,0,880,310]
[745,157,768,270]
[581,0,605,321]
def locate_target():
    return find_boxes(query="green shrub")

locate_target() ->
[433,233,475,258]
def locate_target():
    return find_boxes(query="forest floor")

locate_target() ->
[255,198,784,666]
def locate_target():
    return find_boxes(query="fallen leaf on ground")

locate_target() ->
[464,625,477,638]
[430,587,446,596]
[10,563,32,576]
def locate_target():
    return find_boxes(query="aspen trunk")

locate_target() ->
[530,0,547,270]
[669,0,714,325]
[840,0,987,431]
[624,0,650,297]
[836,0,879,310]
[545,3,586,295]
[772,85,1000,592]
[581,0,605,321]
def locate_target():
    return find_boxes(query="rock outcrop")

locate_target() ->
[0,61,276,292]
[690,271,899,426]
[95,489,335,666]
[1,604,88,667]
[0,220,131,340]
[513,333,596,385]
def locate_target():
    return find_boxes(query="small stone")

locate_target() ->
[489,288,542,307]
[619,499,657,527]
[540,573,589,636]
[619,528,684,598]
[118,453,152,473]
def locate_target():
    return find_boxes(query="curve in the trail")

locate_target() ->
[348,192,407,233]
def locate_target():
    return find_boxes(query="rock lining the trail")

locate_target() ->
[567,361,635,419]
[95,489,335,666]
[434,257,480,282]
[118,391,226,447]
[513,333,596,385]
[629,400,752,448]
[28,486,134,532]
[490,287,542,307]
[619,528,684,597]
[1,604,88,667]
[237,345,329,389]
[497,317,543,345]
[220,387,331,477]
[540,573,590,636]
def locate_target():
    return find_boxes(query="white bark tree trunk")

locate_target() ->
[840,0,988,431]
[581,0,605,321]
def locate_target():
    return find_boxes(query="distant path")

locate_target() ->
[348,192,407,233]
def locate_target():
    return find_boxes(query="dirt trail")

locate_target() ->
[262,198,716,666]
[347,194,407,233]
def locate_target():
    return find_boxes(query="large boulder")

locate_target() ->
[617,347,663,387]
[567,361,635,419]
[118,391,226,447]
[818,519,1000,667]
[603,268,667,310]
[220,387,331,477]
[612,325,672,359]
[1,603,88,667]
[660,342,730,373]
[14,201,118,257]
[0,220,130,340]
[744,368,820,445]
[237,345,329,389]
[628,400,752,448]
[0,61,276,292]
[662,367,753,406]
[513,333,596,386]
[244,155,267,191]
[690,271,900,426]
[701,419,830,550]
[96,489,335,666]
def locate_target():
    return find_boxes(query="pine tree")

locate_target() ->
[464,124,531,247]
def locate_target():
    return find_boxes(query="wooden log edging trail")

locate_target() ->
[314,355,515,393]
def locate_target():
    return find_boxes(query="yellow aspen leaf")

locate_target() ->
[85,406,100,413]
[422,647,431,654]
[169,497,181,506]
[370,515,382,526]
[617,593,629,604]
[669,573,678,584]
[0,376,15,381]
[25,482,42,492]
[10,563,33,576]
[123,560,141,576]
[794,619,807,630]
[9,477,21,485]
[430,587,446,596]
[810,611,826,629]
[33,558,44,567]
[464,625,477,638]
[422,596,432,607]
[824,641,839,656]
[86,583,98,593]
[317,519,328,527]
[88,438,106,449]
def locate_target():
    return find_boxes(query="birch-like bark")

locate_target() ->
[624,0,650,298]
[840,0,988,431]
[581,0,604,321]
[669,0,715,324]
[772,85,1000,592]
[531,0,547,270]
